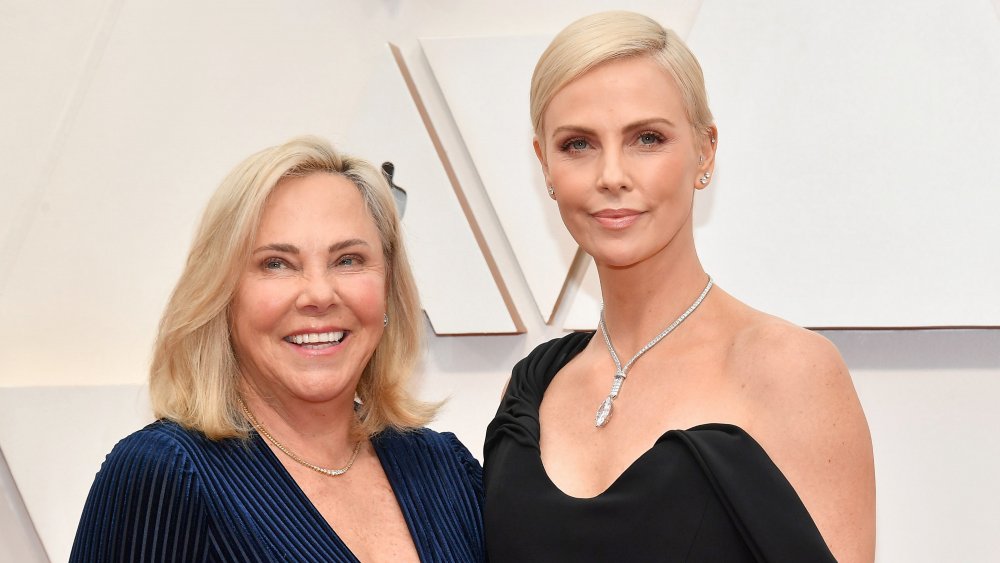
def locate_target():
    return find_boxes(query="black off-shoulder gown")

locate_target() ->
[484,332,836,562]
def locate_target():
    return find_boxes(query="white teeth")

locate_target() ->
[285,331,344,345]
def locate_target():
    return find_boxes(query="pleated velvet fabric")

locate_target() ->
[483,331,836,562]
[70,420,485,562]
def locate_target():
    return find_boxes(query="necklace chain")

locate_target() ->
[595,275,714,427]
[238,398,362,477]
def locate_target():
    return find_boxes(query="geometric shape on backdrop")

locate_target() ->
[687,0,1000,326]
[420,35,579,323]
[0,385,152,563]
[563,259,602,332]
[0,445,47,562]
[344,44,522,334]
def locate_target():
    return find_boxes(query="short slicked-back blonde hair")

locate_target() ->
[531,11,714,141]
[150,136,434,440]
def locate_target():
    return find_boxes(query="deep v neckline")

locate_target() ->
[533,331,655,500]
[253,430,421,562]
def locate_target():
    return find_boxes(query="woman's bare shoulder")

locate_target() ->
[725,308,847,391]
[720,301,875,562]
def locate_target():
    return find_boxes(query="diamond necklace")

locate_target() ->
[238,398,362,476]
[595,275,714,427]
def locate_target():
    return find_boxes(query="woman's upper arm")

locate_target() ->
[69,430,212,562]
[750,328,876,563]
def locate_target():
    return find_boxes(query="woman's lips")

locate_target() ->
[284,331,344,345]
[592,209,643,229]
[283,329,348,354]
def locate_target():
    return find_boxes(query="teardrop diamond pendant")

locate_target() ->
[595,396,614,427]
[595,369,626,427]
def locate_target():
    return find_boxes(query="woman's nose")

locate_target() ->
[597,150,630,192]
[295,272,340,312]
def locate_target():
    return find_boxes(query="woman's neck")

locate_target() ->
[239,383,359,461]
[596,239,709,355]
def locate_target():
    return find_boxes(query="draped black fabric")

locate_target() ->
[70,420,485,562]
[483,331,836,562]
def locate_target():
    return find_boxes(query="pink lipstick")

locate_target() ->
[592,208,643,230]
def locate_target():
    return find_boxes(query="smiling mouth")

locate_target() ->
[592,209,643,229]
[283,331,346,349]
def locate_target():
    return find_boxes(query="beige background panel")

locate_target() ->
[563,259,602,331]
[856,368,1000,562]
[343,45,519,334]
[834,330,1000,562]
[0,0,117,264]
[0,0,392,387]
[687,0,1000,326]
[420,35,573,322]
[0,445,47,562]
[0,386,151,563]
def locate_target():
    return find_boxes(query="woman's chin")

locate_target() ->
[585,247,648,269]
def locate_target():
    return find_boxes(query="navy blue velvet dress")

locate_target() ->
[70,420,485,562]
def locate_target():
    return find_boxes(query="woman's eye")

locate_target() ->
[337,255,361,267]
[561,138,590,152]
[638,132,662,145]
[263,258,286,270]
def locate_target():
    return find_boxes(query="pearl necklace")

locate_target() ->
[595,276,714,427]
[238,398,362,476]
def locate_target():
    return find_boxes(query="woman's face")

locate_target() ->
[231,172,387,407]
[535,55,714,269]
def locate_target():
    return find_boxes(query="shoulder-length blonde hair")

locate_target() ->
[530,11,714,141]
[150,136,434,440]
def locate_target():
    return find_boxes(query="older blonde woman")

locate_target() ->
[484,11,875,562]
[70,137,484,562]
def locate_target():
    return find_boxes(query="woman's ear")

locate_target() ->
[695,125,718,189]
[699,125,718,171]
[533,136,551,188]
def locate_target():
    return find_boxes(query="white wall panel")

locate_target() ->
[687,0,1000,327]
[563,259,602,331]
[421,35,573,322]
[851,362,1000,561]
[0,386,151,563]
[0,0,527,387]
[342,46,519,334]
[0,446,47,562]
[0,0,117,271]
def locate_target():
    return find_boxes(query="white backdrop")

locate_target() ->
[2,1,999,561]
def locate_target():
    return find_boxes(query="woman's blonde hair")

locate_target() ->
[150,136,434,440]
[530,11,714,141]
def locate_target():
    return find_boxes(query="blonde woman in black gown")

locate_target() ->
[484,11,875,562]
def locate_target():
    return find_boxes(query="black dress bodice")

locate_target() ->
[483,331,835,562]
